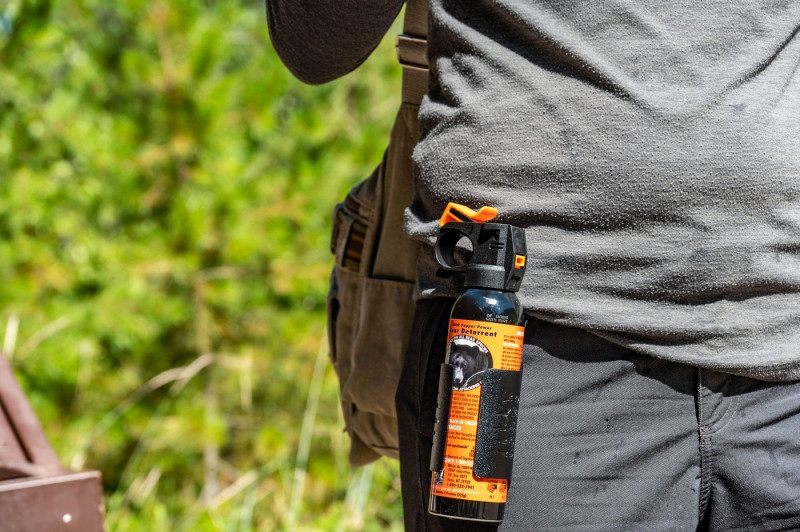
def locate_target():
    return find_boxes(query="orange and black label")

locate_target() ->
[431,319,524,503]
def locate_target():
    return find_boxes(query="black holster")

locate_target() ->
[430,363,523,482]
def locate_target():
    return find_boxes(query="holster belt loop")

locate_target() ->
[473,368,523,481]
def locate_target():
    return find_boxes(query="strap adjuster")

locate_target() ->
[396,34,429,72]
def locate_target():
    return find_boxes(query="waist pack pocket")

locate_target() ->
[329,268,414,465]
[327,164,417,465]
[327,260,416,465]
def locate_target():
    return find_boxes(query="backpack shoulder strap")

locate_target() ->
[397,0,429,105]
[403,0,429,38]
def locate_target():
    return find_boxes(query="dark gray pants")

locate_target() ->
[396,298,800,531]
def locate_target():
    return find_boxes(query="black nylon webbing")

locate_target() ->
[430,363,454,473]
[473,369,523,481]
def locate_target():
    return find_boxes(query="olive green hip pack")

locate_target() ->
[326,3,429,466]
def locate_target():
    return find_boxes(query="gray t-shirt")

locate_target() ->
[268,1,800,381]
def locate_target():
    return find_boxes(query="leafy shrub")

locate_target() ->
[0,1,404,529]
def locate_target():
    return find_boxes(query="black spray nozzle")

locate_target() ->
[435,212,527,292]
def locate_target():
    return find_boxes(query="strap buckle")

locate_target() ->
[396,34,429,72]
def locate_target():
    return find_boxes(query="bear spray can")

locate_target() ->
[428,203,528,523]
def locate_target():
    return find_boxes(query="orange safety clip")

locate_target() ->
[438,203,499,226]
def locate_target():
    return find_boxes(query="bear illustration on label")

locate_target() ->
[447,336,491,390]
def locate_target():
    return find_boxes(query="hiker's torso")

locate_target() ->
[408,1,800,380]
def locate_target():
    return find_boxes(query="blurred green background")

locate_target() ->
[0,0,404,529]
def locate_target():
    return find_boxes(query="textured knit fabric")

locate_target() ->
[267,2,800,380]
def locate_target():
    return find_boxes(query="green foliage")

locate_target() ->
[0,0,404,529]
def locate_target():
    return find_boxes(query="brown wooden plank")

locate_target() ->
[0,471,105,531]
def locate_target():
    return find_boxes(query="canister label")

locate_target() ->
[431,319,524,503]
